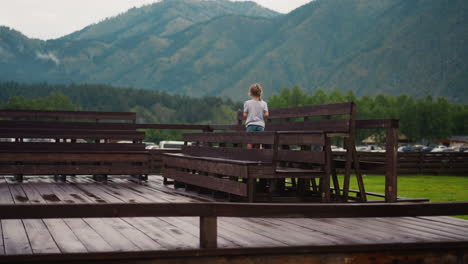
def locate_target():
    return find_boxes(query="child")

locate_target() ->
[243,83,269,133]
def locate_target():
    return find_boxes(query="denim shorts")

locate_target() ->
[246,125,265,132]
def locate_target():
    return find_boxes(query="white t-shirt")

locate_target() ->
[243,99,268,127]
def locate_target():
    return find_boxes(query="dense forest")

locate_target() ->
[1,82,467,144]
[269,87,468,143]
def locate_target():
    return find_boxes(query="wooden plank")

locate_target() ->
[276,149,325,164]
[333,217,443,242]
[0,152,148,163]
[277,132,325,145]
[238,102,354,120]
[30,180,89,253]
[121,217,196,249]
[221,217,333,246]
[163,153,265,165]
[0,120,138,131]
[375,218,463,241]
[82,218,140,251]
[418,216,468,228]
[397,217,468,238]
[1,202,468,219]
[0,109,136,121]
[0,129,145,139]
[163,168,248,197]
[182,146,274,162]
[6,182,29,204]
[62,219,114,252]
[22,219,61,254]
[103,218,163,251]
[163,154,250,178]
[279,218,371,244]
[264,119,350,133]
[136,124,210,130]
[1,220,33,255]
[0,177,14,204]
[0,144,145,154]
[216,219,288,247]
[259,218,344,244]
[184,132,275,144]
[0,164,148,175]
[0,241,467,264]
[0,220,3,255]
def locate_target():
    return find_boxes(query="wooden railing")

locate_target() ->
[0,202,467,249]
[334,152,468,175]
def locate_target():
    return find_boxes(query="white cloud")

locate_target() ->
[36,51,60,65]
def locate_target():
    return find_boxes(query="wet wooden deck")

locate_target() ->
[0,175,467,257]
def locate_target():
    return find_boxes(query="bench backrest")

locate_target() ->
[182,131,327,165]
[0,110,144,153]
[0,109,136,122]
[237,102,356,134]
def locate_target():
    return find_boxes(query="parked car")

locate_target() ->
[431,145,447,152]
[144,142,158,149]
[331,145,346,152]
[399,145,416,152]
[421,146,433,152]
[459,147,468,152]
[159,141,191,150]
[443,147,456,152]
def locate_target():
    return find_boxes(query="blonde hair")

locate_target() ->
[249,83,263,100]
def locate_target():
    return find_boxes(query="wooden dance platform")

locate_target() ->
[0,175,467,263]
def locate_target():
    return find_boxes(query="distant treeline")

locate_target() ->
[0,82,240,142]
[269,87,468,143]
[1,82,466,143]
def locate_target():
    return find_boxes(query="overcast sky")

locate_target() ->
[0,0,312,40]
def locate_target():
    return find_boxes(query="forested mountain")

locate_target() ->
[0,0,467,102]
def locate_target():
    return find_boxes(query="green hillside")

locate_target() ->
[0,0,467,102]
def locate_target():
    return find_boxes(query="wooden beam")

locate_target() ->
[385,126,398,202]
[135,124,210,130]
[0,241,466,264]
[0,109,136,121]
[0,202,467,219]
[200,216,217,249]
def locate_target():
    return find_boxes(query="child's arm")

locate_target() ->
[243,102,248,118]
[263,103,269,117]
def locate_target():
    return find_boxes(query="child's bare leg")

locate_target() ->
[247,143,252,149]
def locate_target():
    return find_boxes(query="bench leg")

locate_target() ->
[331,162,341,197]
[352,147,367,202]
[14,174,24,182]
[248,177,256,203]
[311,178,318,192]
[93,175,108,182]
[54,175,67,182]
[322,137,332,202]
[342,137,353,202]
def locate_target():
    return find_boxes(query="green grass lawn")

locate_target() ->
[338,174,468,220]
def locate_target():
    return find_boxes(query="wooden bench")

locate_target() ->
[0,110,148,182]
[163,130,332,202]
[162,102,364,202]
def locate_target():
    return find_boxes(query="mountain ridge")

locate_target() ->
[0,0,467,103]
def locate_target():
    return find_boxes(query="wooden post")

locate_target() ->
[385,127,398,202]
[322,137,332,202]
[200,216,217,249]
